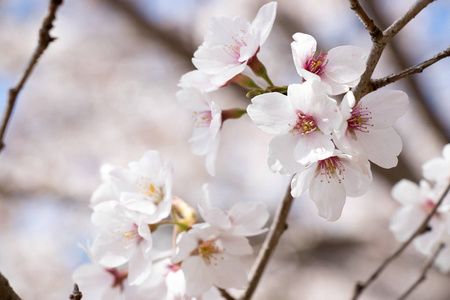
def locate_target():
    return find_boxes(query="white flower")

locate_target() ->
[172,225,252,296]
[90,201,153,285]
[247,80,342,166]
[334,90,409,168]
[177,88,222,176]
[389,179,450,254]
[199,184,269,236]
[290,151,372,221]
[178,70,220,93]
[165,265,222,300]
[422,144,450,185]
[72,260,169,300]
[291,32,366,95]
[94,150,174,224]
[192,2,277,86]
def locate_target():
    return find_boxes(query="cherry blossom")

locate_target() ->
[291,32,366,95]
[290,151,372,221]
[247,80,342,165]
[93,150,174,224]
[192,2,277,86]
[90,201,154,285]
[178,70,220,93]
[176,87,222,176]
[389,179,450,259]
[199,184,269,236]
[422,143,450,185]
[334,90,409,168]
[172,225,252,296]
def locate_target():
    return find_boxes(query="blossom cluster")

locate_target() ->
[390,144,450,272]
[73,150,269,299]
[177,2,410,221]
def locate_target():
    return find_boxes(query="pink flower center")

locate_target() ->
[224,30,248,61]
[422,199,439,216]
[107,268,128,290]
[193,110,212,128]
[305,50,328,75]
[347,104,372,133]
[290,111,317,136]
[317,156,345,184]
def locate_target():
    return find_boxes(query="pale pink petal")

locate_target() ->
[176,87,211,111]
[178,70,219,93]
[340,155,372,197]
[291,165,315,198]
[128,243,153,285]
[210,63,247,86]
[294,132,335,164]
[389,206,425,241]
[325,46,366,85]
[309,173,347,221]
[355,127,402,168]
[268,134,302,175]
[227,202,269,236]
[219,234,253,255]
[391,179,423,205]
[251,2,277,45]
[247,92,297,134]
[422,157,449,183]
[361,89,409,129]
[209,254,248,290]
[172,232,199,263]
[182,256,214,296]
[291,33,316,78]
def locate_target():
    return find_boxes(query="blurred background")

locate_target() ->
[0,0,449,299]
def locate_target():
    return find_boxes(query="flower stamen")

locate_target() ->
[347,104,372,133]
[290,112,317,136]
[318,156,345,184]
[306,50,328,75]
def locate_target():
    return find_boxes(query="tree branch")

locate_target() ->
[0,0,64,152]
[372,46,450,89]
[0,272,21,300]
[397,242,445,300]
[352,0,436,100]
[219,288,235,300]
[349,0,382,39]
[69,283,83,300]
[383,0,436,42]
[351,183,450,300]
[241,179,295,300]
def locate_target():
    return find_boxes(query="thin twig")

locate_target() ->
[0,0,64,152]
[351,183,450,300]
[397,242,445,300]
[383,0,436,42]
[349,0,382,39]
[0,272,22,300]
[241,178,295,300]
[372,45,450,89]
[69,283,83,300]
[219,288,235,300]
[352,0,436,100]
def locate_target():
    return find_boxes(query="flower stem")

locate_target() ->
[247,54,274,87]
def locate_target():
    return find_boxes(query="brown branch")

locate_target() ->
[69,283,83,300]
[351,182,450,300]
[349,0,382,39]
[352,0,436,100]
[372,46,450,89]
[383,0,436,42]
[0,0,64,153]
[241,178,295,300]
[397,242,445,300]
[363,0,450,143]
[0,272,21,300]
[219,288,235,300]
